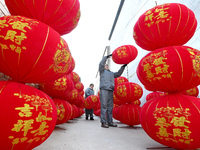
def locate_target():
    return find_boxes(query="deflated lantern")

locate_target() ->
[140,93,200,149]
[0,15,72,83]
[133,3,197,51]
[0,81,57,150]
[5,0,81,35]
[112,45,138,64]
[137,46,200,93]
[114,82,143,103]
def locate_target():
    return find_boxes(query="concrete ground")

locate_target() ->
[33,115,187,150]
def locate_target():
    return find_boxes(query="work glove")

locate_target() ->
[107,54,112,58]
[122,64,127,67]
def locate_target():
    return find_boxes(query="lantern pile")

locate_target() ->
[134,3,200,149]
[113,79,143,127]
[0,0,82,149]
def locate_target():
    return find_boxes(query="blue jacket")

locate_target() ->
[99,56,125,91]
[85,87,94,98]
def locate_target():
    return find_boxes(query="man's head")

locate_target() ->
[105,64,109,70]
[90,83,94,89]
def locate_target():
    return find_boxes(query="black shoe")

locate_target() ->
[86,117,88,120]
[90,117,94,120]
[101,123,109,128]
[108,123,117,127]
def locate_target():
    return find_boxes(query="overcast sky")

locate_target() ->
[63,0,121,91]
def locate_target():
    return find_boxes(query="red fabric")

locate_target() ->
[53,99,73,125]
[117,103,141,126]
[113,94,126,105]
[114,76,129,85]
[180,86,199,97]
[146,92,166,101]
[112,45,138,64]
[83,95,99,109]
[133,3,197,51]
[114,82,143,103]
[140,93,200,149]
[0,81,57,149]
[39,75,74,99]
[137,46,200,93]
[132,100,141,106]
[5,0,81,35]
[0,15,72,83]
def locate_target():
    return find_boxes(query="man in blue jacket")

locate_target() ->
[85,83,95,120]
[99,54,127,128]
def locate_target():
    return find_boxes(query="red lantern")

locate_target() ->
[5,0,81,35]
[53,98,73,125]
[133,99,141,106]
[94,109,101,117]
[114,82,143,103]
[0,81,57,149]
[137,46,200,93]
[181,86,199,97]
[65,88,79,104]
[83,95,99,109]
[117,103,141,126]
[39,75,74,99]
[0,15,72,83]
[133,3,197,51]
[67,72,80,84]
[140,93,200,149]
[74,82,84,92]
[112,45,138,64]
[114,76,129,86]
[146,92,166,101]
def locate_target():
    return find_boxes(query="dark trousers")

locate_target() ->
[85,109,94,118]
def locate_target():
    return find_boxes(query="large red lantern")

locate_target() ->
[53,98,73,125]
[133,3,197,51]
[112,45,138,64]
[117,103,141,127]
[113,94,125,105]
[0,15,72,83]
[39,75,74,99]
[114,76,129,86]
[140,93,200,149]
[114,82,143,103]
[5,0,81,35]
[83,95,99,109]
[64,88,79,104]
[0,81,57,150]
[137,46,200,93]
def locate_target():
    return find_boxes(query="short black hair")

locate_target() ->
[90,83,94,86]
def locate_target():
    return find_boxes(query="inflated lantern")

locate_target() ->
[39,75,74,99]
[53,98,73,125]
[114,82,143,103]
[114,76,129,86]
[5,0,81,35]
[140,93,200,149]
[0,81,57,150]
[133,100,141,106]
[137,46,200,93]
[0,15,72,83]
[64,88,79,104]
[118,103,141,127]
[146,92,166,101]
[74,82,84,92]
[181,86,199,97]
[84,95,99,109]
[133,3,197,51]
[112,45,138,64]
